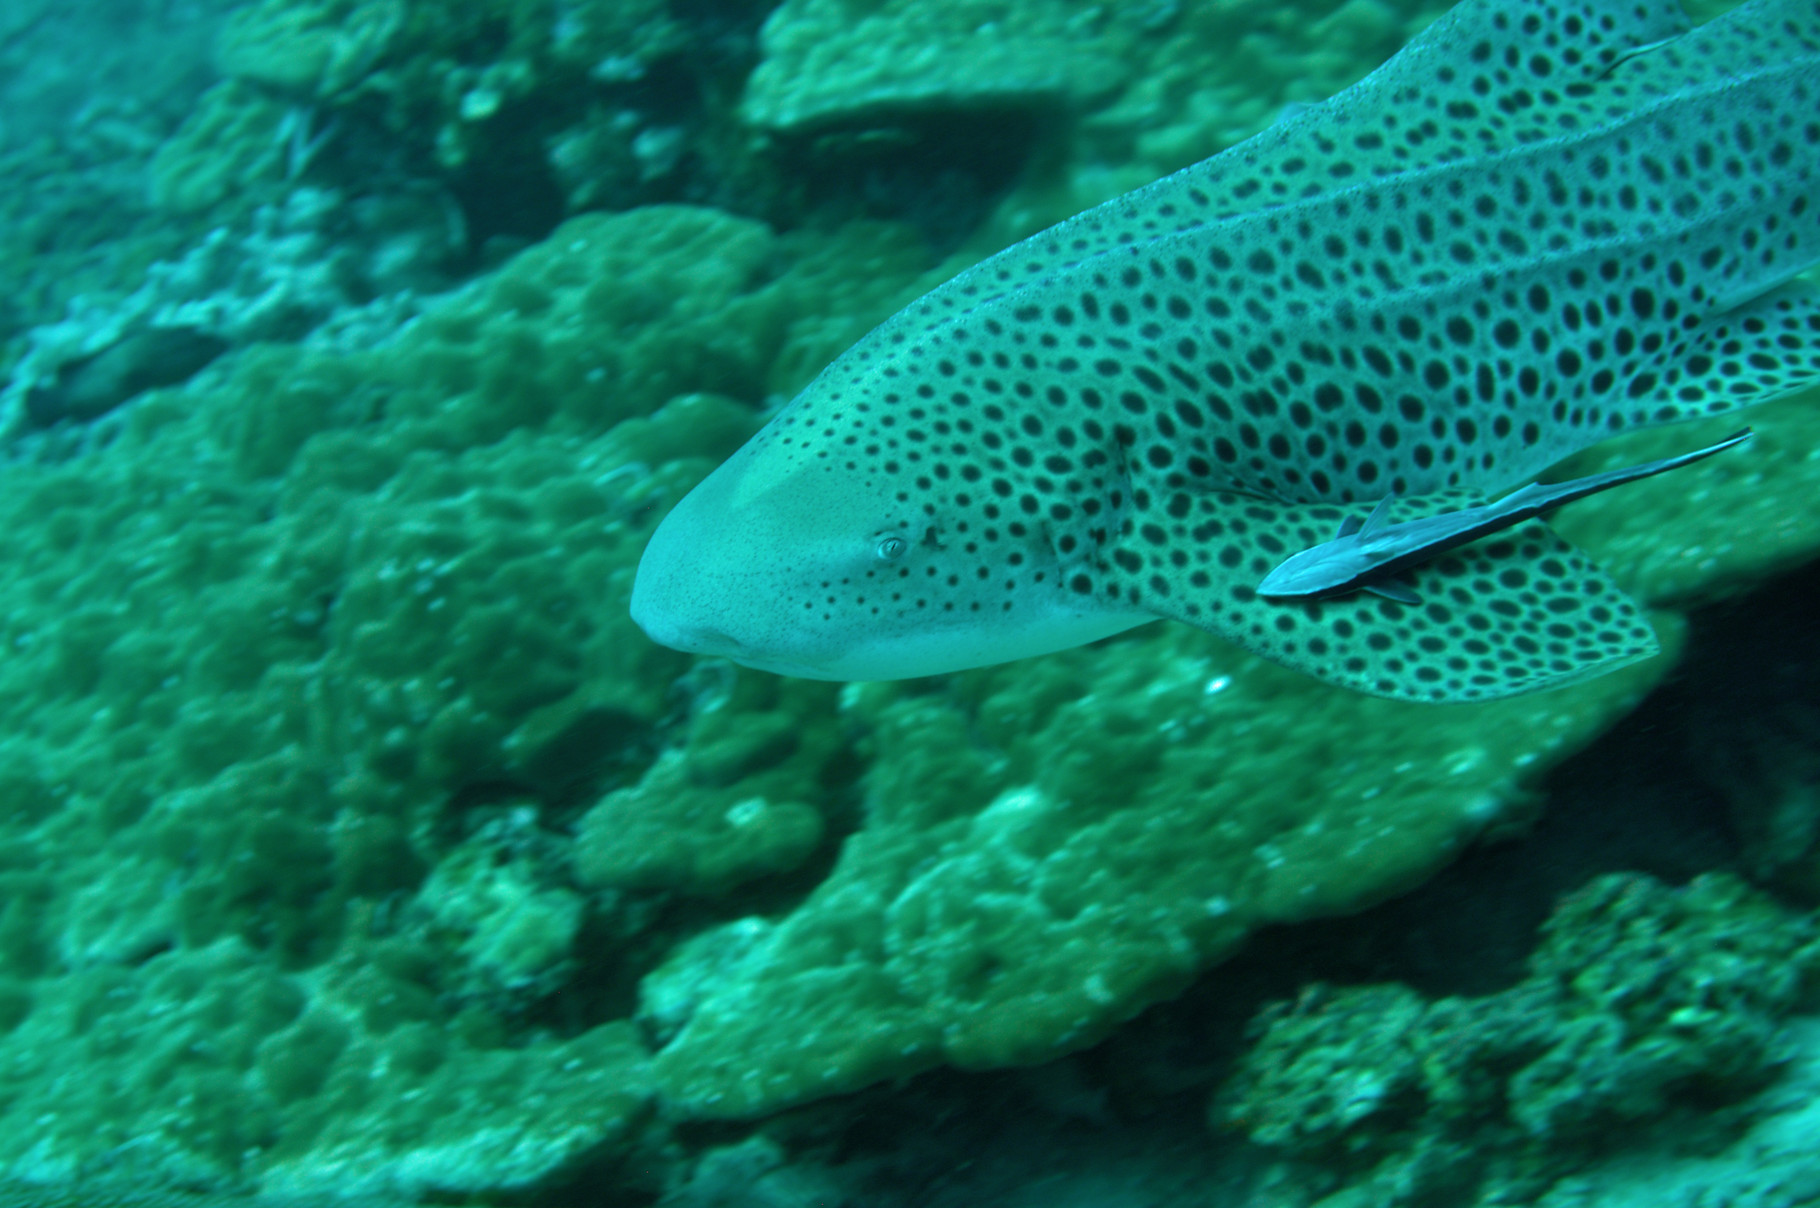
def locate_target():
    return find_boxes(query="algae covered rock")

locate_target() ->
[415,818,585,1004]
[575,674,842,896]
[742,0,1153,131]
[292,207,919,798]
[580,764,825,894]
[148,82,297,216]
[203,0,685,209]
[1216,873,1820,1203]
[214,0,406,98]
[0,202,935,1193]
[258,1012,653,1199]
[647,632,1673,1118]
[1219,982,1436,1154]
[0,935,655,1196]
[1512,873,1819,1137]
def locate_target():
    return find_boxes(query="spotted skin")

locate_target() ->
[632,0,1820,702]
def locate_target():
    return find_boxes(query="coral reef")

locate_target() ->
[3,0,1819,1198]
[146,81,300,217]
[0,203,924,1193]
[574,674,843,896]
[740,0,1152,131]
[3,185,462,437]
[415,810,584,1004]
[646,629,1672,1117]
[1217,873,1820,1205]
[179,0,714,245]
[23,327,227,427]
[0,932,652,1197]
[1644,562,1820,901]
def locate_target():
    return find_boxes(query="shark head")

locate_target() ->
[630,396,1151,680]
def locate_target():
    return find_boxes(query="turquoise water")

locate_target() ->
[1,0,1818,1204]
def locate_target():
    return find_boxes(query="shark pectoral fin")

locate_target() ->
[1637,280,1820,423]
[1046,488,1135,584]
[1097,492,1658,703]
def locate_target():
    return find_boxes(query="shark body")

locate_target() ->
[633,0,1820,702]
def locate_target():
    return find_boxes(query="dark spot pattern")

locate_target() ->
[722,0,1820,702]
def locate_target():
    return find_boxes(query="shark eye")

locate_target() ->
[875,535,909,561]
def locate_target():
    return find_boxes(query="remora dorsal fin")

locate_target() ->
[1636,280,1820,425]
[1357,494,1397,539]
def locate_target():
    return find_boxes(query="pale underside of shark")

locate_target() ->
[632,0,1820,702]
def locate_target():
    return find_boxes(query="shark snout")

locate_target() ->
[629,549,740,656]
[632,610,748,658]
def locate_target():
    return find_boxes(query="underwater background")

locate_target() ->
[2,0,1820,1204]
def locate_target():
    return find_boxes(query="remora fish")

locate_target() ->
[1258,428,1755,602]
[633,0,1820,702]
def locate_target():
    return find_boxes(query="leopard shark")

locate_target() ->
[632,0,1820,702]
